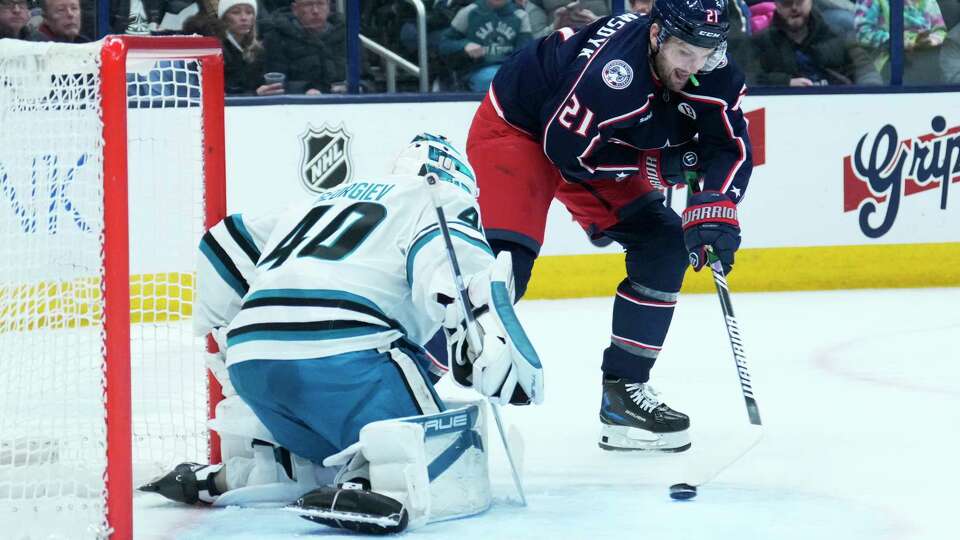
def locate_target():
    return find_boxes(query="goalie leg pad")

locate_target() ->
[381,401,491,522]
[311,401,491,533]
[208,395,279,463]
[411,400,492,522]
[212,443,338,507]
[235,440,292,489]
[360,421,431,528]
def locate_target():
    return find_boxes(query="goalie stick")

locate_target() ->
[681,174,763,488]
[424,173,528,507]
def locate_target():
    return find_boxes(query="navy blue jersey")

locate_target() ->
[488,12,752,202]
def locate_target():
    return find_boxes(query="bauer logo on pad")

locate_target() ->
[299,123,354,193]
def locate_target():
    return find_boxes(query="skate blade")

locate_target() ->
[598,424,691,453]
[285,505,404,528]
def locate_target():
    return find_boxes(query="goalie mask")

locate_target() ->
[392,133,479,198]
[651,0,730,73]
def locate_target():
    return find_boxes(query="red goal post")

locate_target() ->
[0,36,226,539]
[101,35,227,540]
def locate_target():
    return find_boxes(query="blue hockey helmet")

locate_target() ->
[392,133,478,198]
[651,0,730,50]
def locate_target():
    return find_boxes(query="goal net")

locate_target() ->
[0,36,225,539]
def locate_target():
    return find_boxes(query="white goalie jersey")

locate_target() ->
[194,174,493,367]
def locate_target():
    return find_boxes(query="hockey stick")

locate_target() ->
[423,174,528,507]
[681,175,763,489]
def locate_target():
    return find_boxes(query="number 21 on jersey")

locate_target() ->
[557,94,595,137]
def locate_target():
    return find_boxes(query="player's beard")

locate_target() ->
[652,52,690,92]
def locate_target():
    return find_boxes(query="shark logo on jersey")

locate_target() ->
[678,102,697,120]
[602,60,633,90]
[299,124,354,193]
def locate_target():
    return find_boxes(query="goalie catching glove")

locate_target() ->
[444,252,544,406]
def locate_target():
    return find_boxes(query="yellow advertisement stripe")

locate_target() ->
[524,242,960,299]
[0,272,195,332]
[3,243,957,332]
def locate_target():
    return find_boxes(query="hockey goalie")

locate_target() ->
[138,133,544,534]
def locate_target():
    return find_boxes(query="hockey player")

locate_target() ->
[466,0,752,452]
[139,134,543,534]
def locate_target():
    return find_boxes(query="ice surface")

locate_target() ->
[135,288,959,539]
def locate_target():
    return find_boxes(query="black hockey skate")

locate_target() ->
[292,484,408,535]
[137,462,223,505]
[599,376,691,452]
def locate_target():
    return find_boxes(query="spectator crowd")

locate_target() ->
[2,0,960,93]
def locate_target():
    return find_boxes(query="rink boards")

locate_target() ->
[5,94,954,307]
[220,92,960,297]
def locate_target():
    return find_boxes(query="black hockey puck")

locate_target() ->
[669,483,697,500]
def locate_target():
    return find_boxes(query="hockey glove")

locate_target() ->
[640,144,701,189]
[445,310,483,388]
[682,191,741,275]
[445,252,544,406]
[446,319,534,404]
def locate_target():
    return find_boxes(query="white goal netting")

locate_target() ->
[0,39,218,539]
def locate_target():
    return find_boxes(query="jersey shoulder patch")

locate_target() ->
[601,59,634,90]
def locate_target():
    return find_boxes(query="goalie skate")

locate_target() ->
[598,377,691,452]
[137,462,223,505]
[290,485,409,535]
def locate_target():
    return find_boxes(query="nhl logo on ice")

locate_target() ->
[299,124,353,193]
[678,102,697,120]
[602,59,633,90]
